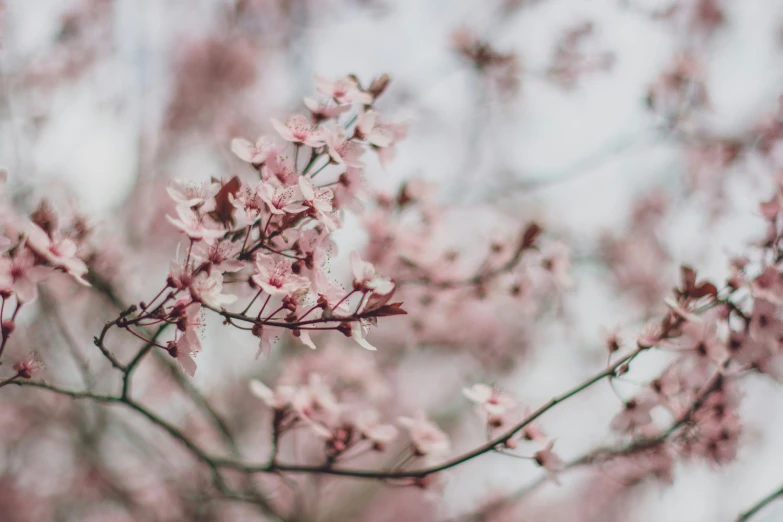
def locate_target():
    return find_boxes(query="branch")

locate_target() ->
[10,379,285,521]
[737,483,783,522]
[221,347,643,479]
[122,323,169,398]
[442,369,729,522]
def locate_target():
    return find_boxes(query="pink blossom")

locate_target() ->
[171,300,204,376]
[312,269,351,316]
[25,224,89,285]
[228,182,266,223]
[322,126,365,167]
[462,384,517,417]
[748,299,783,343]
[191,241,245,273]
[165,205,224,244]
[350,251,395,295]
[12,351,46,379]
[0,248,49,302]
[671,317,727,385]
[304,97,351,120]
[190,269,237,308]
[262,155,299,186]
[252,324,283,359]
[334,167,370,208]
[297,329,317,350]
[730,310,783,382]
[166,178,220,208]
[168,256,194,290]
[252,253,310,296]
[258,182,308,215]
[299,177,338,230]
[751,267,783,304]
[398,410,450,458]
[610,396,656,433]
[315,75,373,105]
[171,332,199,376]
[356,110,394,148]
[295,227,335,259]
[270,115,323,147]
[230,135,278,165]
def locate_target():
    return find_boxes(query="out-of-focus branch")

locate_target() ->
[737,483,783,522]
[10,379,284,521]
[9,346,641,486]
[443,369,729,522]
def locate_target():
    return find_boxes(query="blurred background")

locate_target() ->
[2,0,783,521]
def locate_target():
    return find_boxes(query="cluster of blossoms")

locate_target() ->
[0,177,92,383]
[3,0,783,515]
[586,193,783,484]
[124,74,410,375]
[250,374,454,465]
[463,384,564,480]
[249,342,454,476]
[361,187,568,370]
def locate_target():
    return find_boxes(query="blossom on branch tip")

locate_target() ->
[322,126,365,167]
[166,178,221,208]
[315,75,373,105]
[228,182,266,223]
[304,97,351,121]
[262,155,299,186]
[463,384,517,417]
[24,225,88,286]
[252,324,281,359]
[312,270,351,316]
[356,110,393,148]
[350,251,395,295]
[271,115,323,147]
[13,351,46,379]
[258,182,307,215]
[231,135,278,165]
[298,178,338,230]
[0,247,50,302]
[165,205,224,244]
[191,241,245,273]
[252,253,310,296]
[170,331,199,377]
